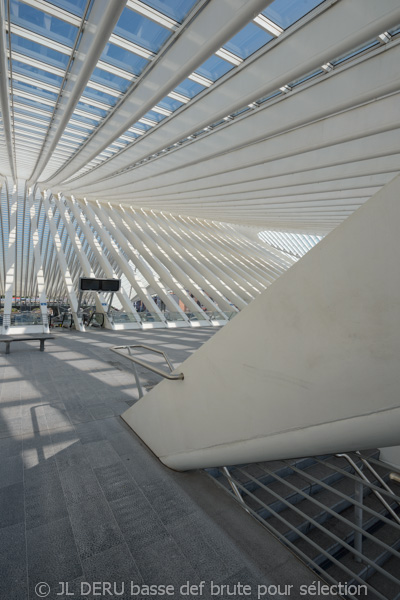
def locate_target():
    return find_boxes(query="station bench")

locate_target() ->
[0,335,54,354]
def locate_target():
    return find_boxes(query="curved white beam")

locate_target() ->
[41,0,273,187]
[0,1,16,179]
[27,0,127,185]
[67,42,400,199]
[53,0,400,191]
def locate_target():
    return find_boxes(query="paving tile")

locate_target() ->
[0,522,27,600]
[25,459,69,530]
[132,536,197,586]
[66,405,94,424]
[0,417,22,438]
[27,517,83,596]
[108,430,137,457]
[0,434,22,458]
[75,421,107,445]
[94,462,137,502]
[59,461,103,506]
[88,403,115,420]
[109,493,170,550]
[82,543,142,597]
[68,495,125,560]
[0,453,24,489]
[22,430,56,468]
[84,439,121,469]
[0,482,25,528]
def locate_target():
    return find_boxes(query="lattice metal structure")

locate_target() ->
[0,0,399,333]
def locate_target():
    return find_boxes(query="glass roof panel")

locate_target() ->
[10,0,78,47]
[331,39,379,66]
[100,42,149,76]
[70,113,99,126]
[82,87,118,107]
[76,100,108,118]
[114,9,171,52]
[12,94,53,112]
[262,0,325,30]
[157,96,183,111]
[224,22,273,59]
[10,33,70,68]
[90,67,131,93]
[46,0,88,18]
[140,0,198,23]
[14,115,48,129]
[132,121,151,132]
[195,55,234,82]
[12,80,58,101]
[173,78,204,98]
[142,109,166,123]
[12,59,64,86]
[13,106,51,122]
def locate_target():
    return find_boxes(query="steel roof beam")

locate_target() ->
[0,1,16,180]
[41,0,273,188]
[59,0,400,192]
[27,0,127,186]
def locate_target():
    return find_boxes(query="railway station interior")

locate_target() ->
[0,1,400,599]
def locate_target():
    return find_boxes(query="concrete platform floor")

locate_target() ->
[0,328,338,600]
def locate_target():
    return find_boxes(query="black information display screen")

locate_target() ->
[79,278,120,292]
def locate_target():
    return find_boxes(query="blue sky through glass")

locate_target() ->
[141,0,198,23]
[115,9,171,53]
[158,96,183,111]
[143,110,166,123]
[196,55,233,81]
[101,43,149,76]
[12,60,63,86]
[46,0,87,18]
[91,67,131,93]
[263,0,325,30]
[10,33,70,68]
[224,22,273,59]
[10,0,78,47]
[173,78,204,98]
[83,87,118,107]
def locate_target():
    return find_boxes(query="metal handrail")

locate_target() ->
[336,453,400,525]
[355,450,400,502]
[208,453,400,600]
[111,344,184,381]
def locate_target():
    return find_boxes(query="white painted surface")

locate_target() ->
[379,446,400,471]
[122,175,400,470]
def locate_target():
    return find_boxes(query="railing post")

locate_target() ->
[354,478,363,562]
[128,347,144,400]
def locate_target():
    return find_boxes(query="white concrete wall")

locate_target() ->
[122,175,400,470]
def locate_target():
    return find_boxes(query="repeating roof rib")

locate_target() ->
[1,0,400,323]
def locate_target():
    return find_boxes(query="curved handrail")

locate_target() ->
[336,453,400,524]
[110,344,184,381]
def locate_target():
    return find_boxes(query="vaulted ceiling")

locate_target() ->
[1,0,399,234]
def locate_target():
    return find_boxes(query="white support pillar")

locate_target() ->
[79,198,167,326]
[159,213,256,303]
[54,196,115,329]
[141,210,235,313]
[178,215,270,289]
[2,182,17,334]
[28,189,49,333]
[65,196,141,326]
[93,202,190,326]
[126,208,217,320]
[116,205,209,319]
[42,191,85,331]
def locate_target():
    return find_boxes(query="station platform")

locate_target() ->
[0,329,338,600]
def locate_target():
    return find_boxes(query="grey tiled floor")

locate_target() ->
[0,328,333,600]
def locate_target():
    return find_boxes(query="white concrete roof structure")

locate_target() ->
[0,0,400,322]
